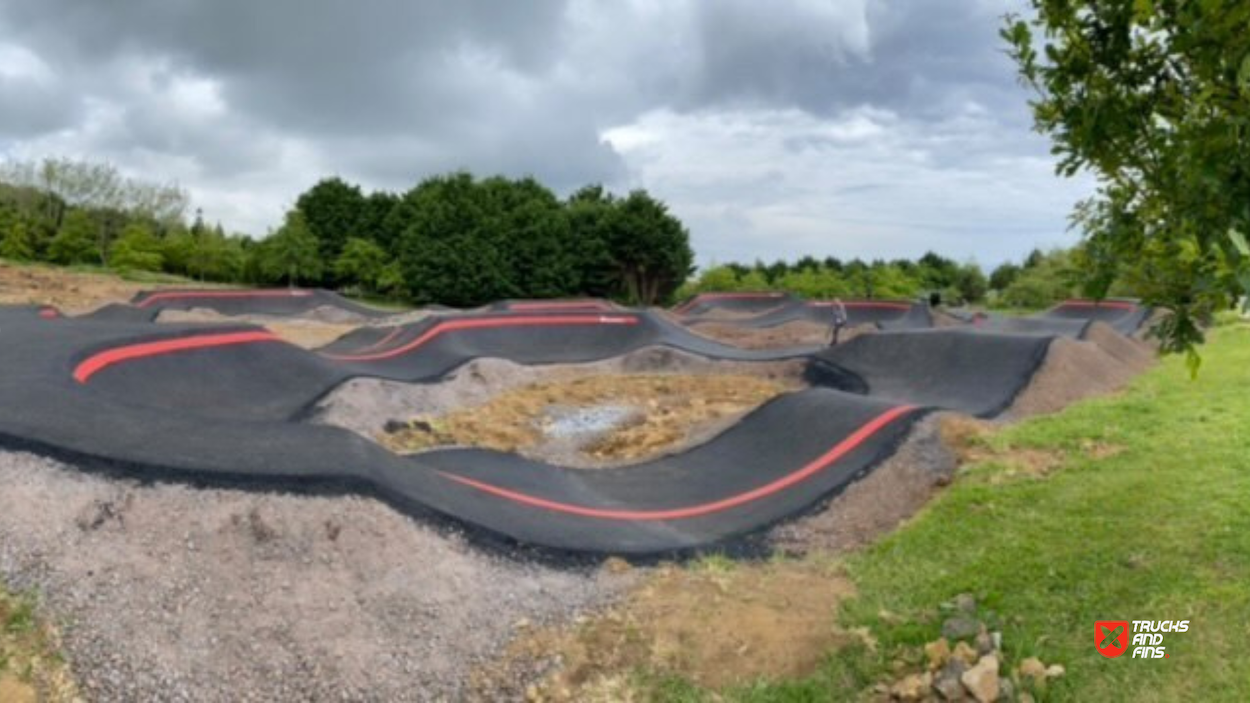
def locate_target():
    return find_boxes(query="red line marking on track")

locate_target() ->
[39,308,60,319]
[73,331,283,383]
[437,404,918,521]
[322,314,640,362]
[136,289,315,308]
[1056,299,1137,311]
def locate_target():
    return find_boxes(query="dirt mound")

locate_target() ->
[0,450,631,702]
[1005,327,1154,418]
[0,262,180,314]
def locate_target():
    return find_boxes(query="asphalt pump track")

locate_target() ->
[0,293,1145,555]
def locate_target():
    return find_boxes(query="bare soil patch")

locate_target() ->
[0,262,192,314]
[470,559,855,700]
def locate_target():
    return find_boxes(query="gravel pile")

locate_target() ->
[0,451,633,702]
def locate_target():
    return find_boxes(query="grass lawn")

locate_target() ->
[654,320,1250,701]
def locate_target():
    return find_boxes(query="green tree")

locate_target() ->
[295,177,367,272]
[109,221,164,272]
[334,237,389,292]
[0,216,36,261]
[47,209,99,264]
[989,262,1021,291]
[1003,2,1250,361]
[257,210,323,286]
[603,190,694,305]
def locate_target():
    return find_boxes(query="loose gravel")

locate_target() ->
[0,451,634,702]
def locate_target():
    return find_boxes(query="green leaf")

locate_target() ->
[1229,227,1250,258]
[1240,52,1250,94]
[1132,0,1155,22]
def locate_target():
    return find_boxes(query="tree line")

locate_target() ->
[0,159,695,306]
[681,249,1092,308]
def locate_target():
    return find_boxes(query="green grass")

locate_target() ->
[648,321,1250,702]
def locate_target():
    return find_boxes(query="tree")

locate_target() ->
[602,190,694,304]
[295,177,367,272]
[110,221,164,272]
[0,213,36,261]
[953,262,989,303]
[47,209,99,264]
[257,210,323,286]
[1003,3,1250,363]
[989,262,1022,291]
[334,237,389,292]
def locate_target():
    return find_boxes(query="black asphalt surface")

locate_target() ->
[683,298,933,330]
[972,299,1151,337]
[0,291,1145,554]
[127,288,393,319]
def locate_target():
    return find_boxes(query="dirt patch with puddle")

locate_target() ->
[379,373,801,467]
[315,348,809,467]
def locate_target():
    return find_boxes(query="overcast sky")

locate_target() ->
[0,0,1094,267]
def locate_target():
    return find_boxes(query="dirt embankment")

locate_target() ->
[0,262,175,313]
[1005,322,1155,418]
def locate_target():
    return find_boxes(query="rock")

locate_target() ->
[952,641,979,665]
[890,672,932,701]
[998,676,1015,701]
[925,637,952,670]
[974,629,995,655]
[1017,657,1046,680]
[1019,693,1036,703]
[942,615,981,640]
[1045,664,1065,679]
[959,654,1000,703]
[933,659,969,701]
[954,593,977,613]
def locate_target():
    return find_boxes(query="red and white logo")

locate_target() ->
[1095,620,1130,658]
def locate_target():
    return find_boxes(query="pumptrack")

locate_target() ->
[0,290,1148,555]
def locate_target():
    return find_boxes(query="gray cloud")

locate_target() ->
[0,0,1087,265]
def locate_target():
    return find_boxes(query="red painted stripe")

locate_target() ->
[508,301,616,312]
[39,308,60,319]
[437,405,917,521]
[1057,299,1136,311]
[809,301,912,311]
[74,331,282,383]
[136,289,315,308]
[323,314,641,362]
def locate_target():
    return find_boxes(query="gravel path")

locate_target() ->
[0,451,633,702]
